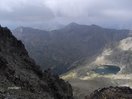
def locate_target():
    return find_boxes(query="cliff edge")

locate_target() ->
[0,26,73,99]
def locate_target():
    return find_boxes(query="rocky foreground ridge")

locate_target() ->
[88,86,132,99]
[0,26,73,99]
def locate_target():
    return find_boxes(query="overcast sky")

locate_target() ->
[0,0,132,29]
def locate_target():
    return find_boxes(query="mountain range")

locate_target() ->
[12,23,130,74]
[1,23,132,99]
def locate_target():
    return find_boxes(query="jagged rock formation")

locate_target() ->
[0,26,73,99]
[89,86,132,99]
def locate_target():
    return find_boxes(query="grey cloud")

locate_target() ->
[0,0,132,29]
[0,4,54,22]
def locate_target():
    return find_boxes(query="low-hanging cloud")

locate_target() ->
[0,0,132,29]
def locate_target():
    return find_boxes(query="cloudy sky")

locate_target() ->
[0,0,132,29]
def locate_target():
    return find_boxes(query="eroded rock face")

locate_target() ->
[0,26,73,99]
[88,86,132,99]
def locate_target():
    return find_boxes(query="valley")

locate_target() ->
[12,23,132,98]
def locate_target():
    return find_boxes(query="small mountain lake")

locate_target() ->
[93,65,120,75]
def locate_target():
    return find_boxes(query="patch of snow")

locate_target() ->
[61,71,77,80]
[94,48,112,65]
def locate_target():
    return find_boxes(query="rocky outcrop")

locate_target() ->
[88,86,132,99]
[0,26,73,99]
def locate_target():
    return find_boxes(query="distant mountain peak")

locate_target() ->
[65,23,102,30]
[68,22,79,26]
[90,24,102,28]
[15,26,33,30]
[65,22,80,28]
[14,26,24,33]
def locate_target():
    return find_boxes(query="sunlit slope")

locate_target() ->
[61,37,132,99]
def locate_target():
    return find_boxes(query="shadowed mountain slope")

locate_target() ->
[13,23,130,74]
